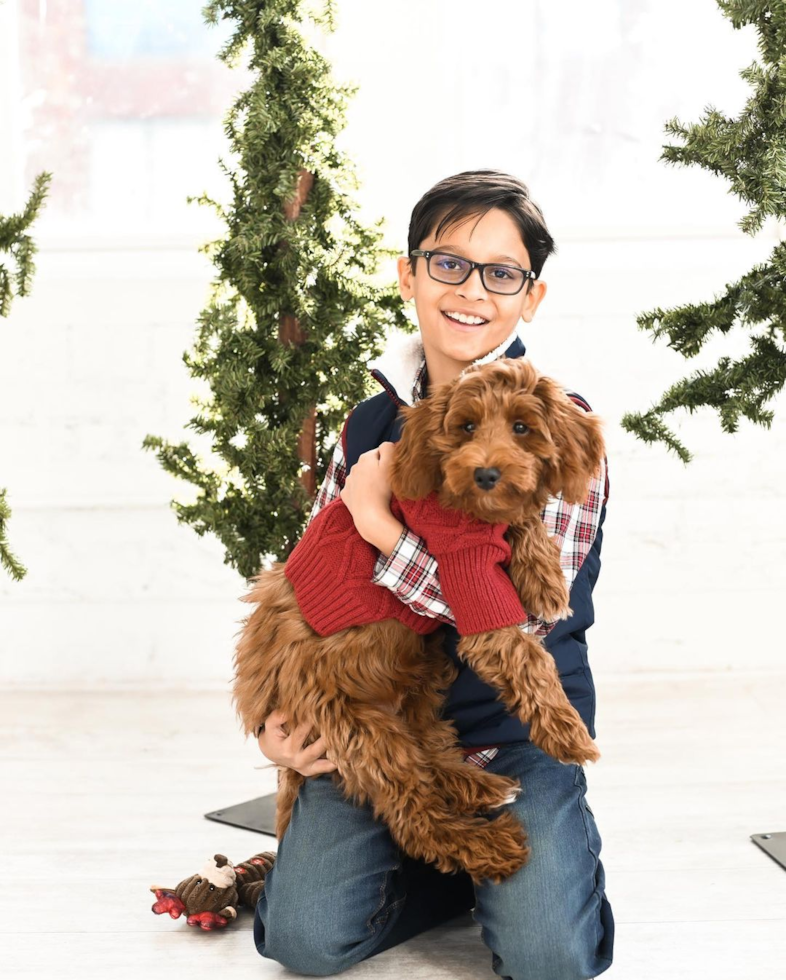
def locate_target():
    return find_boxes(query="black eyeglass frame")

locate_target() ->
[409,249,537,295]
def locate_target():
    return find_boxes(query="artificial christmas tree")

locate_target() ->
[0,171,51,582]
[142,0,411,578]
[622,0,786,464]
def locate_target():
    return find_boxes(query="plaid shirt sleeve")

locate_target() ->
[372,453,609,634]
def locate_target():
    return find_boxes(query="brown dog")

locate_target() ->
[232,357,606,885]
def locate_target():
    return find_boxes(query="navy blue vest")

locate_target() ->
[344,336,607,748]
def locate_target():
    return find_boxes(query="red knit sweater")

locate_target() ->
[285,493,527,637]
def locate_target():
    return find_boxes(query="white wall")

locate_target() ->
[1,0,783,688]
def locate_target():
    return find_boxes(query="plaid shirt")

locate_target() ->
[307,354,609,769]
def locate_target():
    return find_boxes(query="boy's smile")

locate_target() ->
[397,207,547,392]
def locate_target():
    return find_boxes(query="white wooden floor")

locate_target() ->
[2,670,785,980]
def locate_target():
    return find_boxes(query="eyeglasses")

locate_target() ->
[409,249,536,295]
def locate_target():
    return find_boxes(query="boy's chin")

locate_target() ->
[438,321,510,358]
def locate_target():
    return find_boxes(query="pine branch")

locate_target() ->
[0,489,28,582]
[1,172,51,580]
[626,1,786,459]
[0,172,52,318]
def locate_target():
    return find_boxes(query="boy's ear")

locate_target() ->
[390,384,454,500]
[534,376,606,504]
[397,254,414,301]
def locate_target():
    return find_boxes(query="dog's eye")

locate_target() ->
[513,421,529,435]
[461,421,476,433]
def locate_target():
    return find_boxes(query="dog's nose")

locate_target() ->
[474,467,501,491]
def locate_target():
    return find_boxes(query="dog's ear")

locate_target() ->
[390,383,454,500]
[534,376,606,504]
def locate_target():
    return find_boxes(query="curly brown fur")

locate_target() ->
[234,571,529,883]
[389,357,605,765]
[390,358,605,519]
[232,357,605,885]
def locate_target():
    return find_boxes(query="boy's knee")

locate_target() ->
[491,918,604,980]
[255,898,360,976]
[494,944,592,980]
[258,928,359,976]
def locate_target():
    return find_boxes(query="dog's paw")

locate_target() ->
[464,772,523,813]
[490,785,522,808]
[531,602,573,622]
[458,812,531,884]
[484,782,523,808]
[525,585,572,623]
[535,732,601,766]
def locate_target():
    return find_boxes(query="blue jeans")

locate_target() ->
[253,739,614,979]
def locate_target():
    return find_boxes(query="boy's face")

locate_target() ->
[397,207,547,386]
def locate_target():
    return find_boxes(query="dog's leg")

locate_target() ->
[505,521,572,623]
[400,635,524,813]
[254,688,522,857]
[321,698,530,885]
[457,628,600,765]
[239,616,527,884]
[404,699,524,812]
[422,729,524,812]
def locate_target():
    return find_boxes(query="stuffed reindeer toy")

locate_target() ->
[232,357,606,886]
[151,852,276,930]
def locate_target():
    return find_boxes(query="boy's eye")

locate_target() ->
[489,266,514,280]
[461,421,476,433]
[513,421,529,435]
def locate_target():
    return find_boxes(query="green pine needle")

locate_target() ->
[627,1,786,460]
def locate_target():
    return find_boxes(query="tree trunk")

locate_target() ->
[279,168,317,500]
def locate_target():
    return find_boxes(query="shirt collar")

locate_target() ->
[367,326,526,407]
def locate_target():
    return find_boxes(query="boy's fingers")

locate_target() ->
[305,734,327,756]
[284,720,310,739]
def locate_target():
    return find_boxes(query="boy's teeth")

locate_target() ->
[445,311,487,325]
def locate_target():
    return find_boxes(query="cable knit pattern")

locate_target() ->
[286,493,526,638]
[284,498,441,637]
[391,494,527,636]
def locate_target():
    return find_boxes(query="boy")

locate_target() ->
[254,170,614,980]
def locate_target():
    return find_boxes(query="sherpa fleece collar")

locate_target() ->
[367,325,525,407]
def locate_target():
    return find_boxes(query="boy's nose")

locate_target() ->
[456,266,489,299]
[474,467,501,491]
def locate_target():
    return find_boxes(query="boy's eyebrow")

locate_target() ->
[433,244,526,265]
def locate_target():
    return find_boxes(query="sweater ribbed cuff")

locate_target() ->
[393,604,444,635]
[285,546,373,636]
[435,545,527,636]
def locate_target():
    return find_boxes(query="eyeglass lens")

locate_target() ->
[428,252,525,294]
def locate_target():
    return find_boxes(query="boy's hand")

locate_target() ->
[340,441,396,536]
[257,709,338,777]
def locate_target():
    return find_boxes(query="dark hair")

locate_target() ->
[407,170,557,293]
